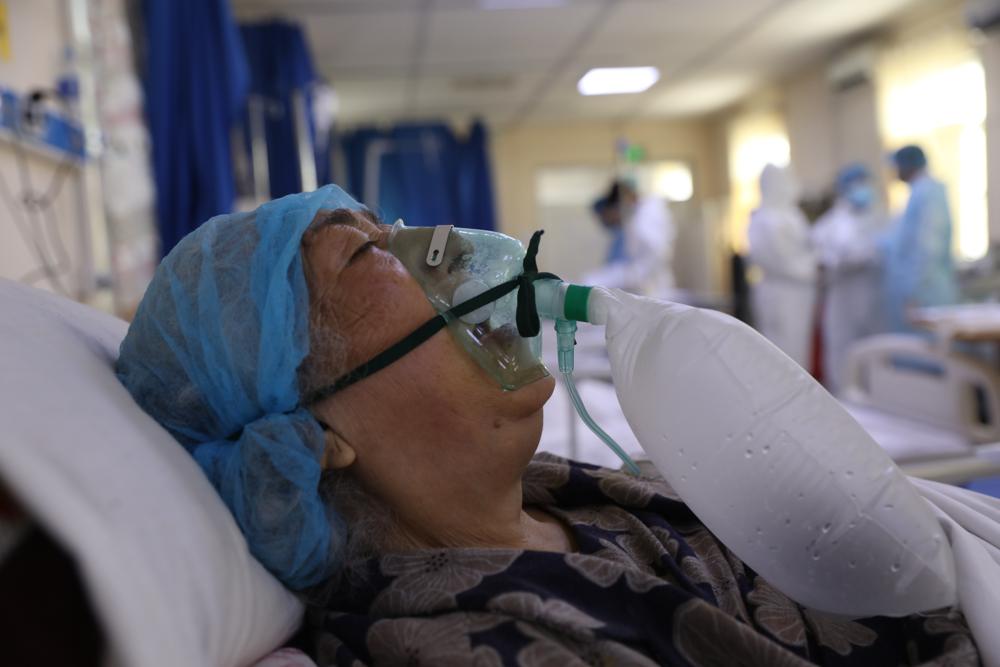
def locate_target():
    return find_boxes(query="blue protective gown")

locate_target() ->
[605,227,628,264]
[883,173,958,333]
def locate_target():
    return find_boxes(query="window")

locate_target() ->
[726,112,790,253]
[877,33,988,262]
[633,161,694,203]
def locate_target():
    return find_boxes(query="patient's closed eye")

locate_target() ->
[349,241,376,264]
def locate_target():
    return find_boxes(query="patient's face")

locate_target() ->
[301,210,555,512]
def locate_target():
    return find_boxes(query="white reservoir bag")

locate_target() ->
[586,287,956,617]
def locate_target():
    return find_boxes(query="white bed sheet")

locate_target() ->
[843,403,972,463]
[912,479,1000,667]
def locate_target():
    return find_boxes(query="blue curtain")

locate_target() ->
[141,0,249,256]
[457,121,497,232]
[339,121,497,231]
[340,127,384,211]
[240,21,322,199]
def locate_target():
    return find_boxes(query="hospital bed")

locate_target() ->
[841,334,1000,484]
[9,276,1000,666]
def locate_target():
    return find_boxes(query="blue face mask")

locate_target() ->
[845,184,874,210]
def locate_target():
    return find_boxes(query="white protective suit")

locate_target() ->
[812,201,883,394]
[584,195,676,298]
[748,165,817,368]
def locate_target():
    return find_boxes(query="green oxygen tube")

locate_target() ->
[536,280,640,475]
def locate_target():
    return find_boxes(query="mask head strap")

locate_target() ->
[515,230,557,338]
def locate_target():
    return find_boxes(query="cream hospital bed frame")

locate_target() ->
[841,334,1000,484]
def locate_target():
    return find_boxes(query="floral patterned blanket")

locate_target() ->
[309,454,979,666]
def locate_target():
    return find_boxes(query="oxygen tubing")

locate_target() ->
[555,317,640,475]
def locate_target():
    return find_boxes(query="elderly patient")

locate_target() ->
[117,187,976,666]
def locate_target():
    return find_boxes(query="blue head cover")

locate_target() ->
[835,163,870,195]
[893,145,928,172]
[116,185,365,590]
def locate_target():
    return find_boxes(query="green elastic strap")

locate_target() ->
[564,284,593,323]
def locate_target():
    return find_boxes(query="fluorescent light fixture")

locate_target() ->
[578,67,660,96]
[480,0,566,9]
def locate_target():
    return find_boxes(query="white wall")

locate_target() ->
[783,65,886,201]
[784,67,837,198]
[830,79,885,192]
[0,0,67,90]
[0,0,93,300]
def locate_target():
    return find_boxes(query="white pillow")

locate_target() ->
[0,279,303,667]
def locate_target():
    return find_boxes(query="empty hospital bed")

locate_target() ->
[841,334,1000,484]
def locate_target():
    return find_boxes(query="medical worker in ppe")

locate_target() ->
[591,194,628,265]
[884,145,958,333]
[583,180,676,298]
[812,163,885,393]
[748,164,817,368]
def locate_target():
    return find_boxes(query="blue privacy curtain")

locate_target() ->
[240,21,328,198]
[339,120,497,231]
[458,121,497,232]
[141,0,249,256]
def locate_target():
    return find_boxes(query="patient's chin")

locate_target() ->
[537,374,556,402]
[507,374,556,417]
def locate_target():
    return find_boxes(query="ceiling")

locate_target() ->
[231,0,931,126]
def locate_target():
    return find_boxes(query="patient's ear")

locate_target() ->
[321,426,357,470]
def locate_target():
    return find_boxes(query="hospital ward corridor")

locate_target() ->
[4,0,1000,665]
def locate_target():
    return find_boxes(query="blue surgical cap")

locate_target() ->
[116,185,365,590]
[893,145,928,172]
[835,163,870,195]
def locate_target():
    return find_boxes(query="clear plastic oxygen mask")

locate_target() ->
[387,220,549,390]
[302,221,640,474]
[303,221,556,401]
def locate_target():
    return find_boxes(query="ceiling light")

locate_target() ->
[577,67,660,96]
[480,0,567,9]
